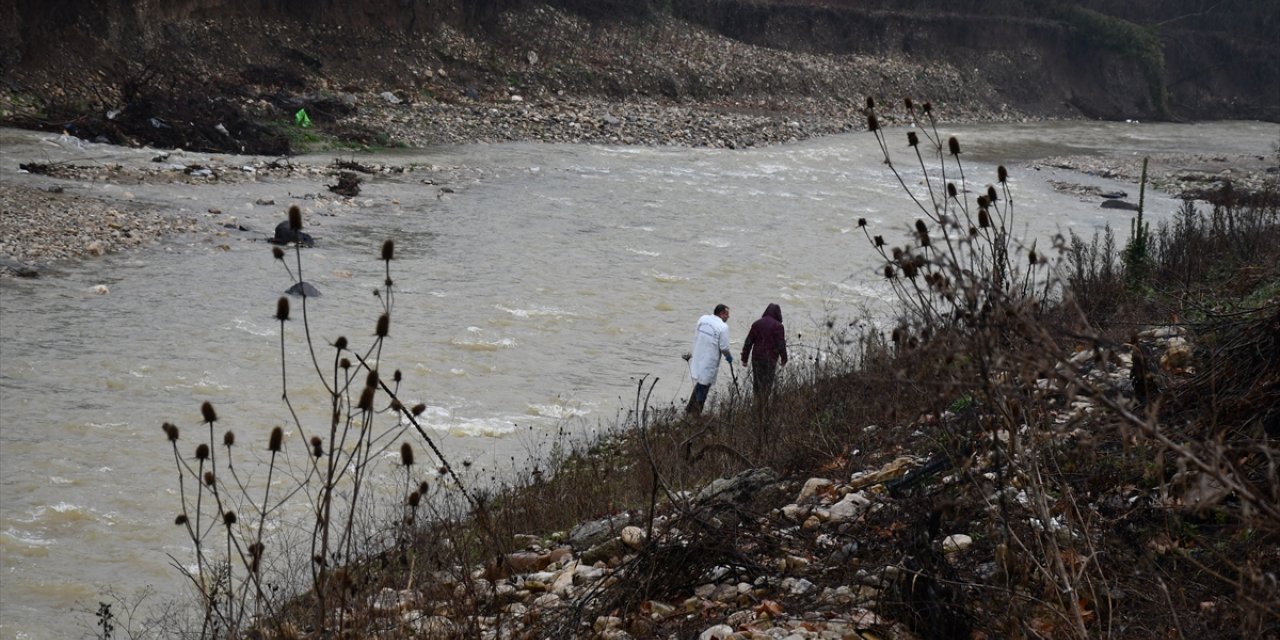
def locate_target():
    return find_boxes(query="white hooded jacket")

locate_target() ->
[689,313,730,386]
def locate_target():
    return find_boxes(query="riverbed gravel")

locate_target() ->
[2,4,1275,278]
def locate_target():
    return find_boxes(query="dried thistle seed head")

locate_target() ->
[162,422,178,442]
[310,436,323,458]
[903,262,919,279]
[288,205,302,231]
[357,386,376,411]
[393,369,402,383]
[915,219,928,235]
[201,401,217,424]
[375,313,390,338]
[947,182,957,198]
[883,264,895,279]
[223,511,237,526]
[340,358,351,370]
[948,136,961,156]
[195,444,210,461]
[381,239,395,261]
[412,403,427,417]
[866,96,875,109]
[874,235,885,248]
[401,442,414,466]
[223,431,235,447]
[175,514,188,525]
[892,247,903,260]
[333,336,348,351]
[418,480,430,495]
[970,226,978,236]
[268,426,283,453]
[390,399,403,413]
[891,327,903,343]
[998,165,1008,183]
[907,131,919,147]
[407,491,421,508]
[250,542,264,558]
[366,369,379,388]
[922,102,932,114]
[276,297,290,321]
[857,218,867,227]
[866,114,879,132]
[204,470,215,486]
[979,208,990,228]
[385,277,393,288]
[1028,249,1038,265]
[977,195,989,208]
[904,97,914,110]
[272,246,285,260]
[987,185,998,203]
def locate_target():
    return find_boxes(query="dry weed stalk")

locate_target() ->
[160,209,470,637]
[863,99,1279,637]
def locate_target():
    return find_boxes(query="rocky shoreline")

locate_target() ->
[4,4,1276,279]
[4,114,1273,280]
[0,182,205,278]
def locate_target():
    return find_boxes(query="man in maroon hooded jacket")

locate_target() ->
[741,303,788,404]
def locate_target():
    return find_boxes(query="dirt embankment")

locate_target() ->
[1,0,1276,155]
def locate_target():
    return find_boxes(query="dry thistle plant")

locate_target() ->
[862,96,1057,340]
[160,208,473,637]
[861,100,1279,638]
[858,97,1120,637]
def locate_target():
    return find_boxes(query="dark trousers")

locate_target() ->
[685,382,711,414]
[751,359,777,397]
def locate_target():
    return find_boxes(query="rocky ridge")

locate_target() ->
[345,327,1201,640]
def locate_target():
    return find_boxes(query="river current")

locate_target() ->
[1,120,1275,638]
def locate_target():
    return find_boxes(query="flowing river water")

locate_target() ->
[1,120,1275,638]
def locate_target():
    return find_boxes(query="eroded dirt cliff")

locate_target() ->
[1,0,1275,153]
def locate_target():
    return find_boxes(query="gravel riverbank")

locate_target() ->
[5,5,1275,279]
[3,120,1275,280]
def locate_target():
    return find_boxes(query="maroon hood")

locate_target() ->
[742,303,788,365]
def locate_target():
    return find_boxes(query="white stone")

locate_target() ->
[942,534,973,553]
[620,525,646,549]
[781,503,806,520]
[532,593,561,608]
[699,624,734,640]
[797,477,833,502]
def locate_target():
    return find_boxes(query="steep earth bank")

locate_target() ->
[1,0,1276,156]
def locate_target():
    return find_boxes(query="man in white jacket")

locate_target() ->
[685,304,732,415]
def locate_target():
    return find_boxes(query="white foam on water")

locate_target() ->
[647,270,689,283]
[231,316,276,337]
[626,247,660,257]
[449,336,517,351]
[85,421,127,430]
[162,371,230,392]
[1,526,54,548]
[525,402,594,420]
[497,304,576,319]
[444,417,520,438]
